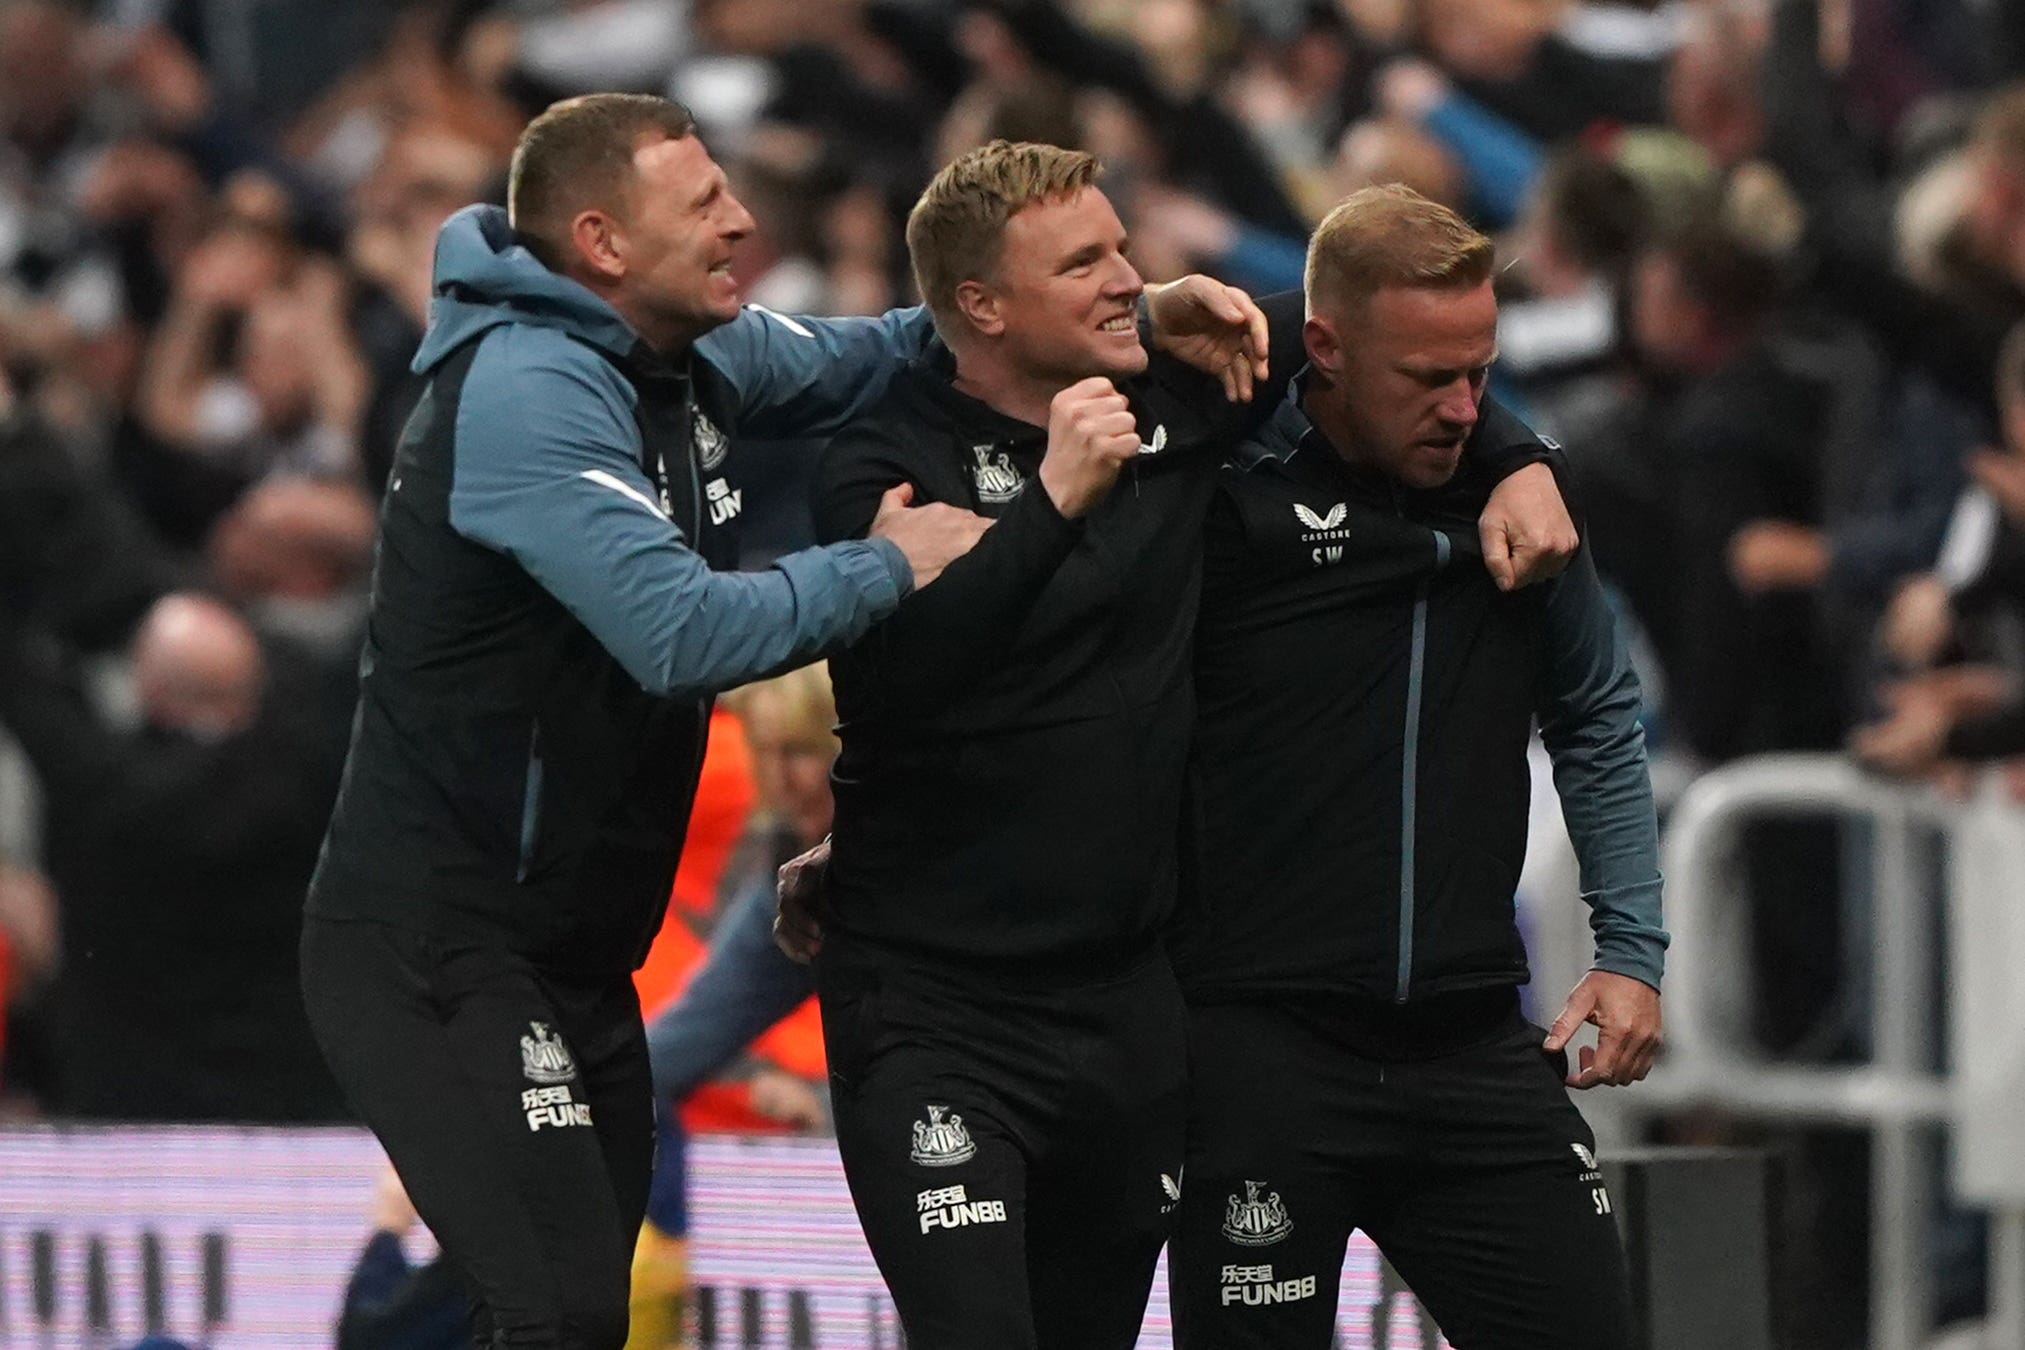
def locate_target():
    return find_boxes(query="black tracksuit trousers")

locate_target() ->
[1169,991,1635,1350]
[818,946,1189,1350]
[301,916,655,1350]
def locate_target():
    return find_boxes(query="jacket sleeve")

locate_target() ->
[1535,543,1670,990]
[815,428,1082,715]
[448,327,913,700]
[694,304,935,440]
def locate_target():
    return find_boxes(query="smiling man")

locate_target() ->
[298,94,995,1350]
[802,146,1581,1349]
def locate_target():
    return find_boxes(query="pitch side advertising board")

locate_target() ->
[0,1127,1449,1348]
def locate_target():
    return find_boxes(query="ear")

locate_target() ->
[954,279,1006,339]
[1304,313,1343,377]
[569,209,626,282]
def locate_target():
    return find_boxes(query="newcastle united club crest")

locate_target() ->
[1222,1180,1293,1246]
[910,1105,978,1167]
[970,445,1024,506]
[520,1022,578,1085]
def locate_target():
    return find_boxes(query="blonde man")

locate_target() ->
[1167,185,1664,1348]
[800,149,1575,1347]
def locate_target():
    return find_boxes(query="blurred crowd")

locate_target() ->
[2,0,2025,1341]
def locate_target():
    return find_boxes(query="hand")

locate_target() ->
[1374,58,1452,120]
[1545,970,1662,1088]
[1880,575,1954,670]
[773,835,832,964]
[1851,682,1956,777]
[1146,275,1270,403]
[868,484,992,590]
[747,1067,826,1132]
[1970,448,2025,525]
[1039,377,1141,518]
[368,1162,419,1235]
[1728,520,1829,594]
[1479,462,1577,590]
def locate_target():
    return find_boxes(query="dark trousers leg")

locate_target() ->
[302,917,652,1350]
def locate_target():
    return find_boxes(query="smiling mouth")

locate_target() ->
[1098,315,1135,333]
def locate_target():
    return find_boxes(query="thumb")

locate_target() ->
[879,482,915,513]
[1544,986,1596,1051]
[1482,522,1517,592]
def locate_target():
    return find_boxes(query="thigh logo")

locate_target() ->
[916,1184,1007,1234]
[1222,1181,1293,1246]
[521,1085,592,1131]
[908,1106,977,1167]
[520,1022,578,1084]
[1220,1263,1318,1306]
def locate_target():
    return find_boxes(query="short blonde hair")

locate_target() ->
[1305,184,1495,319]
[906,140,1101,338]
[725,663,838,754]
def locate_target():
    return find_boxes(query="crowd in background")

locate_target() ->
[0,0,2023,1343]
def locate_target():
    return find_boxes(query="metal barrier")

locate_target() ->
[1602,752,2025,1350]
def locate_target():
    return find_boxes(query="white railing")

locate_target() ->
[1601,753,2025,1350]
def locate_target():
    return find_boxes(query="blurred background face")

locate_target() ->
[982,186,1147,385]
[131,594,265,741]
[739,684,838,847]
[1629,251,1705,373]
[1311,277,1496,489]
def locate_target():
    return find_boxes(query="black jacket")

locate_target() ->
[813,338,1274,979]
[1172,390,1666,1006]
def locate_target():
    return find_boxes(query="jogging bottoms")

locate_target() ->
[818,947,1189,1350]
[301,915,654,1350]
[1169,993,1634,1349]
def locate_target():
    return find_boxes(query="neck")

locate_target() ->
[948,342,1064,429]
[564,267,699,361]
[1298,377,1365,470]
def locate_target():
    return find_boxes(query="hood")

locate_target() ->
[410,205,643,374]
[1229,375,1314,471]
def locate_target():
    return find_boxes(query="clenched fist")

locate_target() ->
[1039,377,1143,519]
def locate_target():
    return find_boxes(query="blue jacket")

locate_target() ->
[308,205,928,973]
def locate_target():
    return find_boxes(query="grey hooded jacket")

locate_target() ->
[307,204,927,974]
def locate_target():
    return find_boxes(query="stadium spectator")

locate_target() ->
[0,591,345,1120]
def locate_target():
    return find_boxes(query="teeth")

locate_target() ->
[1100,317,1133,332]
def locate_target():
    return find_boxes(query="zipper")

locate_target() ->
[516,725,544,882]
[1394,529,1451,1002]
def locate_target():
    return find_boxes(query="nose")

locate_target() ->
[1105,253,1143,299]
[722,189,757,241]
[1438,381,1480,430]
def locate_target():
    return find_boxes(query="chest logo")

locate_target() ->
[693,407,729,472]
[706,476,743,526]
[1295,501,1352,567]
[971,445,1025,506]
[520,1022,577,1085]
[1138,423,1169,456]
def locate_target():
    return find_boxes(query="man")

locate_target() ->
[801,144,1576,1349]
[299,96,1262,1350]
[1167,185,1666,1348]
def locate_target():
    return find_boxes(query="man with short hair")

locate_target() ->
[1168,184,1665,1349]
[301,95,1267,1350]
[299,92,993,1350]
[805,146,1577,1349]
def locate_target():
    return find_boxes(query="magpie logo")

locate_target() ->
[910,1105,978,1167]
[1294,502,1347,531]
[520,1023,577,1085]
[1222,1181,1293,1247]
[693,407,730,472]
[971,446,1025,506]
